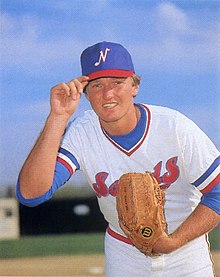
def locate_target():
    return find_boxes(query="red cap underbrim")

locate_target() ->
[87,69,134,81]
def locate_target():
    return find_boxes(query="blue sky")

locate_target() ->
[1,0,219,187]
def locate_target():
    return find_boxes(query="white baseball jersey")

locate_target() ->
[58,104,220,236]
[16,103,219,276]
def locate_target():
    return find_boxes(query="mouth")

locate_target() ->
[103,103,118,109]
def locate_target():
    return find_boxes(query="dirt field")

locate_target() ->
[0,252,219,277]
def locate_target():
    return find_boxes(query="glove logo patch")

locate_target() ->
[140,226,154,238]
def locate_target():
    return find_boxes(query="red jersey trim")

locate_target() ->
[57,157,74,176]
[101,104,151,157]
[200,173,220,194]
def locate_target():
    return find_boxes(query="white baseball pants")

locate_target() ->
[105,229,215,277]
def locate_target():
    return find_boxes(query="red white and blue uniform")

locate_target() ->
[17,103,220,276]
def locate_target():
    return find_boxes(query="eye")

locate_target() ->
[91,83,103,89]
[113,79,126,86]
[114,81,122,85]
[96,83,103,88]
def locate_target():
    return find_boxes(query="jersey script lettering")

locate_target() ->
[92,157,179,198]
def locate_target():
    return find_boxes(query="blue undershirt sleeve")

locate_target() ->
[200,183,220,214]
[16,160,73,207]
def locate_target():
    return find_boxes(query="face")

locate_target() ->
[85,77,139,131]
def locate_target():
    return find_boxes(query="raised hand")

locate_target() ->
[50,76,89,118]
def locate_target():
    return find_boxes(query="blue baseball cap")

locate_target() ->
[80,41,135,81]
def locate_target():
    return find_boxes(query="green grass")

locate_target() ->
[0,233,105,259]
[209,225,220,250]
[0,226,219,259]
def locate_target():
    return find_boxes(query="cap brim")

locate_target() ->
[87,69,134,81]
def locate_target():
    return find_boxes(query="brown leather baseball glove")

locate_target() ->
[116,172,167,256]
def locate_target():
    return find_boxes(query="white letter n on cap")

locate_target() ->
[94,48,110,66]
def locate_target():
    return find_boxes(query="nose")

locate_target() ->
[102,85,114,99]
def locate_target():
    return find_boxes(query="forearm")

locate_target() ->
[18,77,88,200]
[170,204,220,248]
[19,113,69,199]
[153,204,220,254]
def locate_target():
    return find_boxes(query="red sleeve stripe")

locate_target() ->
[57,157,74,176]
[200,173,220,194]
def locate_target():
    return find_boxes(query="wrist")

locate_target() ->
[47,112,70,126]
[45,113,70,136]
[152,233,181,254]
[169,232,186,250]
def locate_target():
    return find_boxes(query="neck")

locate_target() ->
[100,105,140,136]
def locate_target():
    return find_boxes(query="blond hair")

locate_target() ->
[131,74,141,86]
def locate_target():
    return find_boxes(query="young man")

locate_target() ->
[17,41,220,276]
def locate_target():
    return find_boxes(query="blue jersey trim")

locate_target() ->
[58,147,80,169]
[200,183,220,214]
[16,160,71,207]
[192,156,220,187]
[105,104,146,150]
[16,179,52,207]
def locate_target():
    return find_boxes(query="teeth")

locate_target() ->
[103,103,116,108]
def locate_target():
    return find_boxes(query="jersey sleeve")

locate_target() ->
[16,121,82,207]
[191,156,220,194]
[200,183,220,214]
[176,112,220,212]
[16,153,79,207]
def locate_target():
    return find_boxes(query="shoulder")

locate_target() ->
[68,110,99,129]
[144,104,181,117]
[141,104,187,124]
[63,110,100,139]
[141,104,204,136]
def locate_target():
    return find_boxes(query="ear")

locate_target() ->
[132,84,139,97]
[85,92,90,101]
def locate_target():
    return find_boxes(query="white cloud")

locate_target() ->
[157,2,190,32]
[130,2,219,73]
[1,12,84,75]
[1,2,220,75]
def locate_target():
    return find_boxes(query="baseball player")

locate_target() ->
[17,41,220,277]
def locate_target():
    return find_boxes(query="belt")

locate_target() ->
[107,226,133,245]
